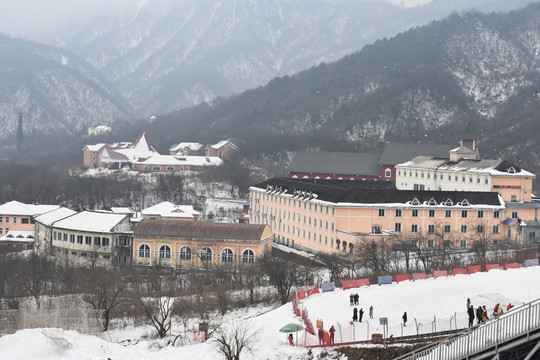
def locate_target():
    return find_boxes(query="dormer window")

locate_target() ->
[445,199,453,206]
[428,198,437,206]
[411,198,419,206]
[508,167,516,174]
[461,199,469,206]
[385,168,391,178]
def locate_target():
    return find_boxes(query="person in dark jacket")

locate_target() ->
[476,305,483,324]
[369,305,374,319]
[402,312,407,326]
[359,308,364,322]
[353,307,358,322]
[467,298,471,310]
[354,293,359,305]
[349,294,354,306]
[329,325,335,345]
[468,305,475,327]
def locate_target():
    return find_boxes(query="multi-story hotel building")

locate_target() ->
[249,177,534,254]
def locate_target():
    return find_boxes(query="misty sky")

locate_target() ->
[0,0,431,42]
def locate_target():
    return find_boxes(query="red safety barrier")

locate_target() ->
[342,278,370,290]
[412,272,427,281]
[307,321,315,335]
[307,287,320,296]
[434,270,448,279]
[453,268,467,276]
[505,263,519,270]
[396,274,410,283]
[298,290,306,299]
[468,265,481,274]
[323,330,330,345]
[486,264,500,272]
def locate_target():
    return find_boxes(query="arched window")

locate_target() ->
[242,249,255,264]
[342,241,347,252]
[218,149,224,159]
[159,245,171,259]
[179,246,192,261]
[385,168,391,178]
[166,166,175,171]
[221,248,234,263]
[138,244,150,258]
[152,165,161,171]
[200,247,213,262]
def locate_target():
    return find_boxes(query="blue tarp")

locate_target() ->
[321,282,335,293]
[378,275,392,286]
[525,259,539,267]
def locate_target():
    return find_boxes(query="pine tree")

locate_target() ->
[17,112,23,150]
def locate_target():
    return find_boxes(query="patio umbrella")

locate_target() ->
[279,323,303,345]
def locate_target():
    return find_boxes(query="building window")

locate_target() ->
[476,225,484,234]
[462,210,468,218]
[460,240,467,248]
[378,209,385,217]
[412,209,418,217]
[445,210,452,218]
[427,239,435,248]
[94,237,101,246]
[410,239,418,247]
[22,218,29,224]
[159,245,171,260]
[242,249,255,264]
[444,225,451,233]
[85,236,92,245]
[102,237,110,247]
[428,209,435,218]
[179,246,192,261]
[411,224,418,233]
[13,217,17,224]
[5,217,8,223]
[77,235,83,244]
[395,209,402,217]
[385,168,391,177]
[511,210,519,219]
[152,165,161,171]
[372,225,382,234]
[493,210,500,219]
[428,224,435,233]
[221,248,234,263]
[200,247,213,262]
[492,225,500,234]
[477,210,484,218]
[70,234,75,243]
[395,223,402,232]
[166,166,175,171]
[138,244,150,258]
[461,225,467,233]
[0,216,3,223]
[510,195,517,202]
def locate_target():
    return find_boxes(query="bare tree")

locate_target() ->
[212,320,259,360]
[262,255,298,305]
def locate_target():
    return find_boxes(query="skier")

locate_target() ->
[353,307,358,322]
[468,305,475,327]
[369,305,374,319]
[359,308,364,322]
[329,325,335,345]
[402,312,407,327]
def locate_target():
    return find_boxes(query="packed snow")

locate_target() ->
[1,266,539,359]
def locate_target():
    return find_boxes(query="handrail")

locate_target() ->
[394,297,540,360]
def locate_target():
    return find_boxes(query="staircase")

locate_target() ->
[394,298,540,360]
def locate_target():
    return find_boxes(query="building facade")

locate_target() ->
[132,219,272,267]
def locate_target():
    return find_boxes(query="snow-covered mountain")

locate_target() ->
[58,0,538,115]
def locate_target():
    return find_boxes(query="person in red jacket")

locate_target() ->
[288,333,294,346]
[507,303,514,311]
[318,327,325,345]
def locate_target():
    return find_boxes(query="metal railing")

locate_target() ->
[395,298,540,360]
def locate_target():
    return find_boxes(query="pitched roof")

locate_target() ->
[252,178,502,206]
[288,151,382,176]
[133,154,223,166]
[211,140,238,150]
[0,201,60,216]
[34,207,77,226]
[142,201,200,218]
[52,211,129,233]
[134,219,269,241]
[169,142,204,152]
[379,143,454,166]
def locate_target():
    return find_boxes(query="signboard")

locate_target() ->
[321,282,335,293]
[493,185,521,189]
[379,317,388,325]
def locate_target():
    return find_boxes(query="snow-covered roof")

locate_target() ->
[52,211,129,233]
[111,207,134,214]
[34,207,77,226]
[0,230,34,242]
[169,142,204,152]
[141,201,200,218]
[0,201,60,216]
[132,132,156,160]
[134,154,223,167]
[210,140,238,150]
[84,143,105,152]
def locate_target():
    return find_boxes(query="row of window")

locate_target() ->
[253,192,335,215]
[53,231,110,247]
[392,223,499,234]
[55,247,111,259]
[0,216,30,224]
[399,170,490,184]
[379,208,502,219]
[137,244,256,264]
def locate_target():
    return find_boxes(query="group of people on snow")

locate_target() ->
[467,298,514,327]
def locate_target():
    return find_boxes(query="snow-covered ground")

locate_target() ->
[1,266,540,359]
